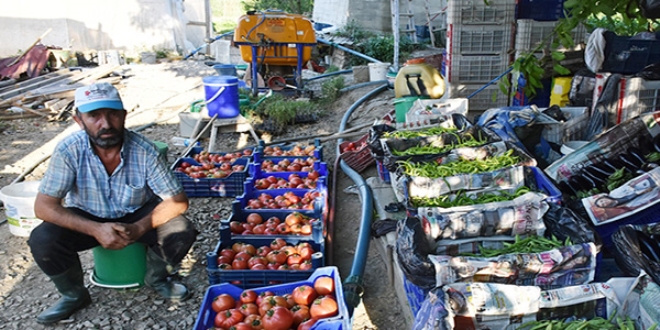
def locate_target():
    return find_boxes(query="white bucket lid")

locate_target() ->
[560,141,589,155]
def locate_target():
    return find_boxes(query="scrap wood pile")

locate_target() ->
[0,64,121,122]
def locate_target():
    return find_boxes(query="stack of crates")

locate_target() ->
[442,0,516,111]
[511,19,587,107]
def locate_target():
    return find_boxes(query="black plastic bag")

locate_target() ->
[640,0,660,19]
[543,202,602,247]
[611,222,660,285]
[368,124,397,158]
[569,68,596,107]
[396,216,436,290]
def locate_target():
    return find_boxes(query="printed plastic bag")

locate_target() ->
[611,222,660,285]
[396,216,437,290]
[412,287,450,330]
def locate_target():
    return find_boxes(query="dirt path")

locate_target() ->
[0,61,408,329]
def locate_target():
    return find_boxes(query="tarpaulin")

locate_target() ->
[0,44,49,80]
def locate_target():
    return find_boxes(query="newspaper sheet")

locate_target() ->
[581,166,660,226]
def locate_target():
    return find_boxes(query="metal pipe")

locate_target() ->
[317,38,383,64]
[184,31,234,60]
[336,84,389,316]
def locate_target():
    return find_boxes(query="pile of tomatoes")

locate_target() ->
[258,158,318,173]
[245,191,321,210]
[174,160,245,179]
[253,172,321,190]
[216,239,316,271]
[230,212,317,236]
[262,145,317,157]
[209,275,338,330]
[340,140,367,153]
[191,149,253,164]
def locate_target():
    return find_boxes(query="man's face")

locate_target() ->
[74,108,127,148]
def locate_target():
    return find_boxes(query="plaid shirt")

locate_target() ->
[40,130,183,219]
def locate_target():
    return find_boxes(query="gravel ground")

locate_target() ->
[0,60,408,329]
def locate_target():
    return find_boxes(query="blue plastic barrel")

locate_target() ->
[203,75,240,119]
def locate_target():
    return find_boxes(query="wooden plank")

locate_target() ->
[0,73,74,100]
[48,99,70,112]
[43,98,62,108]
[21,65,121,102]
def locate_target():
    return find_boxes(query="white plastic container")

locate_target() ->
[368,62,390,82]
[0,181,43,237]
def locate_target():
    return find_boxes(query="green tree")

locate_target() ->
[240,0,314,15]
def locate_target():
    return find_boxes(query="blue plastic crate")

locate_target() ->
[206,236,325,287]
[236,183,328,217]
[517,0,565,21]
[221,203,325,244]
[406,166,561,215]
[172,157,249,197]
[248,161,328,188]
[184,146,256,162]
[256,139,324,161]
[194,266,349,330]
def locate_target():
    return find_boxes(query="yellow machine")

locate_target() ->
[234,10,316,95]
[394,59,445,99]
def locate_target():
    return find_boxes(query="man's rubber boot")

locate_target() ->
[36,261,92,324]
[144,248,191,301]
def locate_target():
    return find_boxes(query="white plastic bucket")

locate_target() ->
[0,181,43,237]
[368,62,390,82]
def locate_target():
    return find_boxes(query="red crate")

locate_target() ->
[339,134,374,173]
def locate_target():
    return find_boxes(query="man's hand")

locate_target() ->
[94,222,133,250]
[111,222,148,243]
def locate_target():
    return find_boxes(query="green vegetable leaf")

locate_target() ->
[553,64,571,76]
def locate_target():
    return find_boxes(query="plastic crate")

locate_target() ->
[442,54,510,83]
[447,82,509,111]
[172,157,249,198]
[602,31,660,75]
[205,236,325,287]
[339,134,375,173]
[221,204,325,244]
[447,0,517,25]
[194,266,350,330]
[235,185,328,222]
[447,23,514,55]
[256,139,324,161]
[184,146,255,162]
[618,77,660,124]
[250,156,324,176]
[517,0,565,21]
[248,162,328,188]
[511,72,552,108]
[376,159,391,184]
[540,107,589,145]
[515,19,587,52]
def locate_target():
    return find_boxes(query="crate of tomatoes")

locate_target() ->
[171,157,249,197]
[250,156,324,176]
[248,161,328,190]
[206,236,325,288]
[184,146,255,162]
[339,134,374,173]
[194,266,350,330]
[222,203,325,244]
[256,139,324,161]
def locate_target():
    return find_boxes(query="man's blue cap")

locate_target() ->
[74,82,124,113]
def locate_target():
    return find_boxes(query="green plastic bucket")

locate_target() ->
[394,96,425,123]
[91,243,147,289]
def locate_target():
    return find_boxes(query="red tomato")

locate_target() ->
[314,276,335,296]
[264,227,278,235]
[250,263,267,270]
[247,256,267,268]
[266,262,280,270]
[180,161,191,168]
[291,285,318,306]
[255,291,274,306]
[276,223,290,235]
[232,242,245,253]
[297,246,315,260]
[287,253,304,266]
[279,246,297,256]
[238,303,259,317]
[262,306,294,330]
[212,293,236,313]
[307,170,320,180]
[285,212,304,227]
[241,223,254,233]
[256,246,271,257]
[240,289,258,304]
[230,221,244,234]
[215,308,244,329]
[270,238,287,250]
[277,264,290,271]
[240,244,256,256]
[291,305,311,327]
[228,322,254,330]
[231,258,248,270]
[235,251,252,261]
[282,293,296,309]
[217,255,232,265]
[266,250,288,265]
[252,224,266,235]
[300,224,312,235]
[299,260,313,271]
[310,296,338,319]
[244,314,263,330]
[246,213,263,225]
